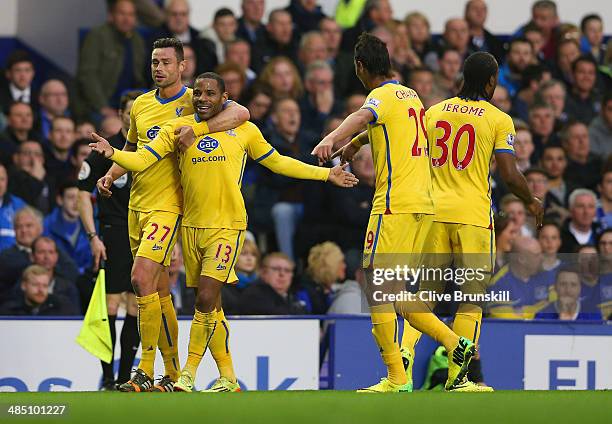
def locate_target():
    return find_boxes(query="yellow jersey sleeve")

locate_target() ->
[493,112,516,155]
[126,101,138,146]
[361,87,389,125]
[246,125,330,181]
[112,125,177,172]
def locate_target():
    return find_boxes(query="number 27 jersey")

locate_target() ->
[425,97,515,228]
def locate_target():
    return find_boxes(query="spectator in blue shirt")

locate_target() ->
[43,181,91,274]
[497,37,533,98]
[488,236,551,319]
[0,163,26,251]
[535,267,602,320]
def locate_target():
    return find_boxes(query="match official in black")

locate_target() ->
[77,91,142,390]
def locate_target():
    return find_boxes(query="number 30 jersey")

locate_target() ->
[425,97,516,228]
[361,80,434,216]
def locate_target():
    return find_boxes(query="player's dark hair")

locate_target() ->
[571,54,597,74]
[5,50,33,70]
[119,90,143,111]
[195,72,226,93]
[214,7,235,21]
[457,52,498,101]
[153,37,184,62]
[354,32,392,78]
[580,13,601,32]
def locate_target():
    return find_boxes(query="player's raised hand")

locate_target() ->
[331,142,360,164]
[96,175,114,198]
[311,136,334,163]
[327,163,359,188]
[527,196,544,227]
[175,126,196,153]
[89,133,115,158]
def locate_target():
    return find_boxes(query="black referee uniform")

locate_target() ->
[78,132,133,294]
[78,130,139,388]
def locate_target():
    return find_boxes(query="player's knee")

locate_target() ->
[131,269,155,296]
[195,290,216,312]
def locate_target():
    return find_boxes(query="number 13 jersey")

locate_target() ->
[425,97,516,228]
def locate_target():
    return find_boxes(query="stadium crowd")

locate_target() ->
[0,0,610,321]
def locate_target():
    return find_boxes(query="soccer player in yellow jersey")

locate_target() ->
[95,38,250,392]
[90,72,358,392]
[313,33,478,393]
[398,52,544,391]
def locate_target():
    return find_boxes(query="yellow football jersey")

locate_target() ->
[125,86,194,214]
[113,115,329,230]
[425,97,516,228]
[361,80,434,215]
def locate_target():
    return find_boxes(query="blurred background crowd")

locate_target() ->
[0,0,610,321]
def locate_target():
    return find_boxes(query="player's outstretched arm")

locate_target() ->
[312,109,373,162]
[175,102,251,152]
[258,149,358,187]
[495,151,544,227]
[96,142,134,197]
[89,132,169,172]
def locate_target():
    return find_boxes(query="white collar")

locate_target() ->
[9,83,31,102]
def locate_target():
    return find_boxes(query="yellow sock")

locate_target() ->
[400,319,422,358]
[158,295,180,380]
[209,309,236,382]
[370,305,406,386]
[452,304,483,345]
[183,309,218,378]
[396,299,459,351]
[136,292,162,378]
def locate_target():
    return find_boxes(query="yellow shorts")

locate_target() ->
[128,209,181,267]
[421,221,495,294]
[362,213,433,269]
[182,226,245,288]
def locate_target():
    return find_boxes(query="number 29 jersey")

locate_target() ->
[361,80,434,216]
[425,97,516,229]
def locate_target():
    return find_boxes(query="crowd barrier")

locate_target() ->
[0,316,610,391]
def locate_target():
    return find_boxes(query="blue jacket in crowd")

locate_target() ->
[0,193,26,251]
[43,208,92,274]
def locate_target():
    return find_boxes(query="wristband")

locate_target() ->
[87,232,98,241]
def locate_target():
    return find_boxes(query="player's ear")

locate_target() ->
[178,59,186,75]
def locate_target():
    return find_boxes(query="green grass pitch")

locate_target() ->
[0,391,610,424]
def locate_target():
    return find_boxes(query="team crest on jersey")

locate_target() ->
[197,136,219,154]
[366,98,381,107]
[506,133,515,146]
[534,285,548,301]
[226,129,237,137]
[147,126,161,140]
[175,107,184,117]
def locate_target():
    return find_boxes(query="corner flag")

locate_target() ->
[76,268,112,363]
